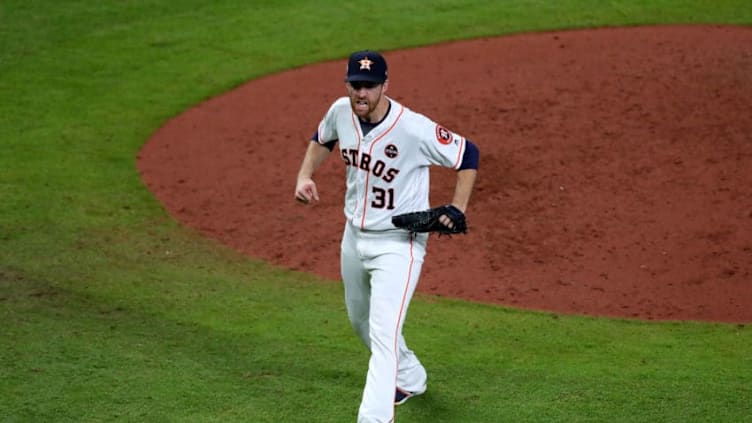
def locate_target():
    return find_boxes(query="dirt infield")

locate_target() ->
[138,25,752,323]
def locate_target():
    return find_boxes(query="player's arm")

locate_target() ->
[450,168,477,213]
[295,140,333,204]
[440,140,478,229]
[450,140,479,212]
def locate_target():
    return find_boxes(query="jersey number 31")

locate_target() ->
[372,187,395,209]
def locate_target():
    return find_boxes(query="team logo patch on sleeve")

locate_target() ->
[435,125,453,145]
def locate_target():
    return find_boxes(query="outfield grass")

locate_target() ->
[1,1,751,421]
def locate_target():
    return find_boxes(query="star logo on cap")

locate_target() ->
[358,57,374,70]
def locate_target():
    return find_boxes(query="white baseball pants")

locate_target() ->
[341,222,428,423]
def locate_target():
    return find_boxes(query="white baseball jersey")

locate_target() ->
[316,96,467,231]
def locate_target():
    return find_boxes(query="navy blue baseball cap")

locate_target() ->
[345,50,388,83]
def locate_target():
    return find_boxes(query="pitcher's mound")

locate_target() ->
[138,25,752,323]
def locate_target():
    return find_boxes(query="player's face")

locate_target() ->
[346,81,388,122]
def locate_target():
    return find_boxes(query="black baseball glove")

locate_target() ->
[391,204,467,235]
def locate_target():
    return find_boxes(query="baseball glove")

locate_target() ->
[391,204,467,235]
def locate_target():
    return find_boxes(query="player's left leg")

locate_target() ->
[356,232,427,423]
[396,335,427,395]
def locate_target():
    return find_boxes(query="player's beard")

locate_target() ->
[350,88,384,122]
[352,98,373,118]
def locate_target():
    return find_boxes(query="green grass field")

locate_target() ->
[2,1,751,421]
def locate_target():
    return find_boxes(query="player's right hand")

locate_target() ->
[295,179,319,204]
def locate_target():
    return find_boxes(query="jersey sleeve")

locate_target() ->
[416,114,467,170]
[315,97,348,145]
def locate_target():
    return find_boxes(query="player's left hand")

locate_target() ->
[439,213,458,230]
[391,204,467,235]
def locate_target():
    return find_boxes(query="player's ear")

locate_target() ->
[382,80,389,93]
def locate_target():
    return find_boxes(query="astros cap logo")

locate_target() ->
[358,57,374,70]
[345,50,388,83]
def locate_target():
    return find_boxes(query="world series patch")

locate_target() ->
[435,125,453,145]
[384,144,399,158]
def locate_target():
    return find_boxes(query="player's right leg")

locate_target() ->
[340,222,371,348]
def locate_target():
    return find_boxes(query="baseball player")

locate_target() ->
[294,50,479,423]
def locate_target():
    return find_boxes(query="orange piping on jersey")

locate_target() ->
[452,136,467,169]
[369,103,405,148]
[316,122,325,145]
[349,112,364,227]
[359,104,405,228]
